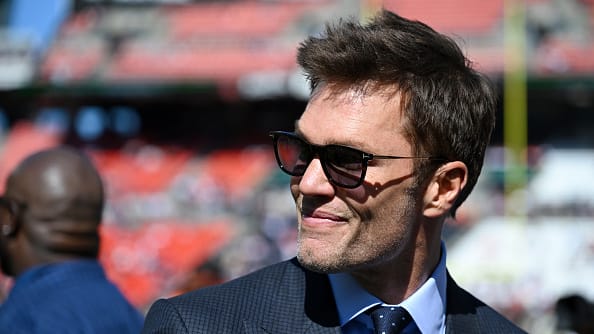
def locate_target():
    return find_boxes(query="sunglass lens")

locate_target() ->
[276,135,310,176]
[323,146,364,188]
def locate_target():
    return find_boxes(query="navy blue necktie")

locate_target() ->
[369,306,412,334]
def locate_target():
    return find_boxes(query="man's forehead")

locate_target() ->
[295,88,408,154]
[311,81,401,102]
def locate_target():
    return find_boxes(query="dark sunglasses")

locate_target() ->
[270,131,445,189]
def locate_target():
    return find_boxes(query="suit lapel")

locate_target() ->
[254,259,341,334]
[445,272,480,333]
[303,265,342,333]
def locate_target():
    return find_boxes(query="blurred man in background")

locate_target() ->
[556,294,594,334]
[0,146,143,333]
[142,10,525,333]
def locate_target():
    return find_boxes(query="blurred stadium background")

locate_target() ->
[0,0,593,332]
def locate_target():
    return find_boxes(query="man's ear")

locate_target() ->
[423,161,468,218]
[0,200,19,237]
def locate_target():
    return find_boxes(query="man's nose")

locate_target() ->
[295,158,335,196]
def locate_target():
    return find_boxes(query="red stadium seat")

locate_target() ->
[384,0,503,34]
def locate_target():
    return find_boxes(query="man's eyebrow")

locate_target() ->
[293,121,303,137]
[293,123,368,151]
[293,121,316,143]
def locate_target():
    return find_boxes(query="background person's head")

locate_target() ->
[0,146,104,277]
[297,10,497,216]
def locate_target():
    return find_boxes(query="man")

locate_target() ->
[0,147,143,333]
[142,10,526,333]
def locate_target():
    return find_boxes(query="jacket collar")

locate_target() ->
[445,271,480,333]
[253,258,341,334]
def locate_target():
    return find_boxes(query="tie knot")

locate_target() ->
[369,306,412,334]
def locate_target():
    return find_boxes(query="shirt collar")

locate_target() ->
[329,242,447,334]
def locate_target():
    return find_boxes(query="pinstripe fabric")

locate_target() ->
[142,259,526,334]
[143,258,341,334]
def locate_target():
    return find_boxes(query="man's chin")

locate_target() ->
[296,253,346,274]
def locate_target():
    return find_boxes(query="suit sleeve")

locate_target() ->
[142,299,189,334]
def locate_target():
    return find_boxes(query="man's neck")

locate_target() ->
[349,239,442,304]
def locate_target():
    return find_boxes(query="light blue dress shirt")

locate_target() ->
[328,242,448,334]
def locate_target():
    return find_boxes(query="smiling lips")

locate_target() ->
[300,207,348,227]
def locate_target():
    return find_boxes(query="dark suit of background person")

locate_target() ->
[0,147,143,334]
[142,10,527,334]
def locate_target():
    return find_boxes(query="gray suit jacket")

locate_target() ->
[142,258,526,333]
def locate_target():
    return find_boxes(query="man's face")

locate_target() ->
[292,85,423,273]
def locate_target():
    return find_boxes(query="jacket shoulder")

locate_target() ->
[176,258,301,302]
[446,273,527,334]
[142,259,307,333]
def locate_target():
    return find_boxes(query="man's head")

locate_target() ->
[274,10,496,278]
[0,146,104,277]
[297,10,496,216]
